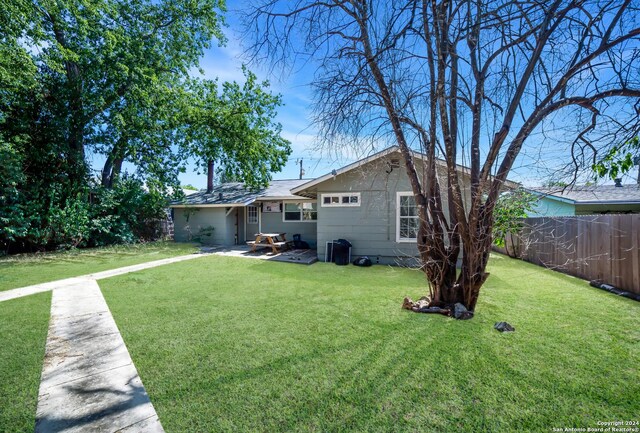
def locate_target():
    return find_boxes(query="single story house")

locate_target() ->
[171,146,495,265]
[527,183,640,217]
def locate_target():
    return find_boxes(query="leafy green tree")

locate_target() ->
[592,137,639,181]
[492,189,537,258]
[0,0,291,252]
[184,68,291,188]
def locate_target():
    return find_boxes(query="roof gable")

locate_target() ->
[290,145,517,195]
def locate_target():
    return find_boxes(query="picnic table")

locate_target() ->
[246,233,288,254]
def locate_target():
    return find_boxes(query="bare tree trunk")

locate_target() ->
[207,160,215,193]
[247,0,640,317]
[101,138,126,188]
[47,10,87,186]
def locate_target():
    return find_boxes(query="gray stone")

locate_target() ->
[453,303,474,320]
[494,321,515,332]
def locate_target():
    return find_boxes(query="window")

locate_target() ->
[321,193,361,207]
[396,192,418,242]
[283,202,317,222]
[247,206,258,224]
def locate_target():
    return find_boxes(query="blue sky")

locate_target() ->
[90,2,638,189]
[176,4,343,188]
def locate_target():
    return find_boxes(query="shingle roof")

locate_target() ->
[170,179,311,207]
[530,184,640,204]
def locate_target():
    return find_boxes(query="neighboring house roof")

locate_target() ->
[170,179,311,208]
[528,185,640,205]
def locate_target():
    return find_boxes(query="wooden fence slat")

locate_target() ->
[506,215,639,295]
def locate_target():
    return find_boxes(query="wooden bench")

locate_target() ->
[246,240,270,249]
[247,238,288,254]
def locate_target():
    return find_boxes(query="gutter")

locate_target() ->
[169,203,247,208]
[575,200,640,205]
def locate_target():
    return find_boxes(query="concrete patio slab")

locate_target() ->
[208,245,318,264]
[268,249,318,265]
[36,279,163,433]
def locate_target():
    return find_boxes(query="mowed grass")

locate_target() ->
[0,292,51,433]
[0,241,198,291]
[101,254,640,432]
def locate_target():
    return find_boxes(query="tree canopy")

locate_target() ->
[0,0,291,253]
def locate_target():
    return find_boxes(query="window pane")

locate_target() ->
[331,196,339,204]
[400,218,409,238]
[350,196,358,203]
[400,195,417,217]
[285,212,301,221]
[303,210,317,221]
[407,217,418,238]
[342,196,350,204]
[247,206,258,224]
[400,217,418,239]
[323,196,331,204]
[285,203,299,212]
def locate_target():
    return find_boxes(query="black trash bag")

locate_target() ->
[353,256,372,267]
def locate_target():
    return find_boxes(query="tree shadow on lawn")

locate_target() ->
[108,256,640,432]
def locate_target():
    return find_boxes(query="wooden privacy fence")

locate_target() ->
[501,215,640,295]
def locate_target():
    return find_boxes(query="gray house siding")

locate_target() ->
[172,207,229,245]
[314,155,463,265]
[258,204,317,247]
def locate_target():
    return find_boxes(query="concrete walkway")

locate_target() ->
[36,279,164,432]
[0,253,211,433]
[0,253,206,303]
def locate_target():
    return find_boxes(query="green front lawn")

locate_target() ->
[0,292,51,433]
[101,254,640,432]
[0,241,198,291]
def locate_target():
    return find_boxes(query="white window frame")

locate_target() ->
[247,205,258,224]
[282,201,318,222]
[320,192,361,207]
[396,192,418,243]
